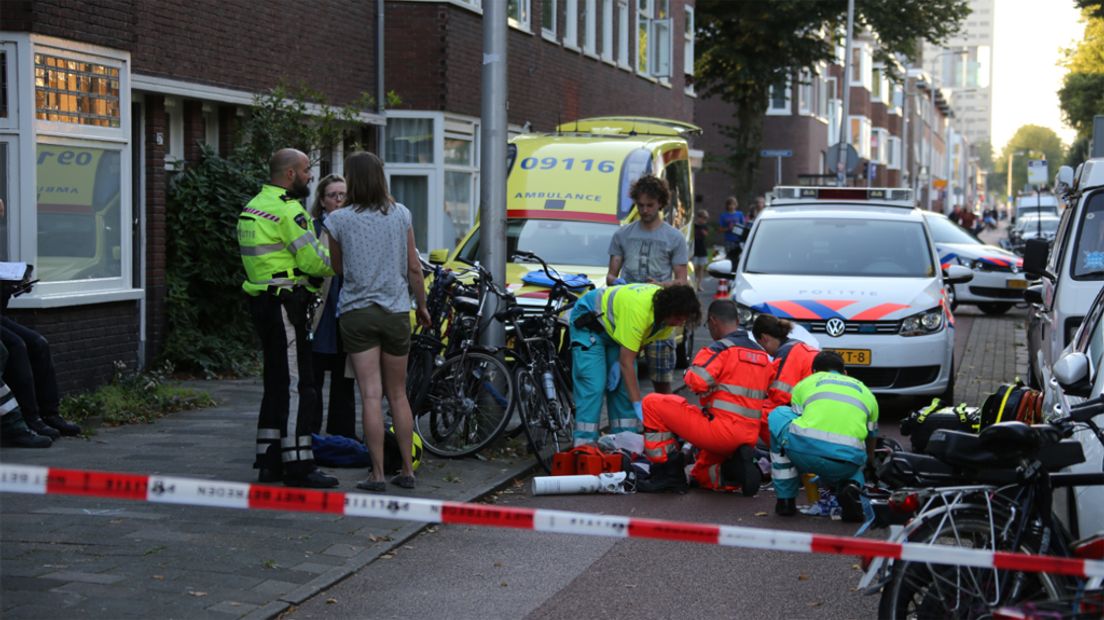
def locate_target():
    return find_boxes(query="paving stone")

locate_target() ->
[40,571,127,585]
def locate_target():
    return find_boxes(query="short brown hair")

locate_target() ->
[752,314,794,340]
[630,175,670,208]
[344,151,393,214]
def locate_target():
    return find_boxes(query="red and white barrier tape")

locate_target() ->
[2,463,1102,578]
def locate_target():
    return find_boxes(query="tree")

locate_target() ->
[1058,6,1104,165]
[993,125,1066,202]
[694,0,969,201]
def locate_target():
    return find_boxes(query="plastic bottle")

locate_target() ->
[542,370,556,400]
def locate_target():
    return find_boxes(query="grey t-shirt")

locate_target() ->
[324,202,414,315]
[608,221,689,283]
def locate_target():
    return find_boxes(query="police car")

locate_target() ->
[708,187,972,400]
[922,210,1026,315]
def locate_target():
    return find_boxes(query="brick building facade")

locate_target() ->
[1,0,695,393]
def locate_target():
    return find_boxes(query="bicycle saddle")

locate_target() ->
[494,306,526,322]
[453,296,480,313]
[979,421,1040,454]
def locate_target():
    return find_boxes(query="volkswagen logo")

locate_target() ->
[825,318,846,338]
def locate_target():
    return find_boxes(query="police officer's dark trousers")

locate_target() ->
[249,288,319,478]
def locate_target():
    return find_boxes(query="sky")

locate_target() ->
[990,0,1084,150]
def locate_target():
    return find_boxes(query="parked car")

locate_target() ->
[1013,191,1061,222]
[922,210,1025,315]
[1025,159,1104,390]
[1008,213,1060,254]
[1044,283,1104,540]
[709,186,971,400]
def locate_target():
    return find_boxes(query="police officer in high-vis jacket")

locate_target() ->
[238,148,337,488]
[768,351,878,522]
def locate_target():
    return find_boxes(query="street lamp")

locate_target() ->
[1006,150,1026,215]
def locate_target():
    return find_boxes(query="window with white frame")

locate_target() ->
[683,5,695,91]
[564,0,579,48]
[871,67,882,100]
[798,71,814,115]
[583,0,597,55]
[817,73,829,119]
[850,45,872,89]
[508,0,531,30]
[443,121,479,251]
[386,117,434,164]
[202,103,219,151]
[601,0,613,60]
[849,116,871,159]
[163,96,183,169]
[887,136,901,170]
[27,41,133,297]
[542,0,557,39]
[767,78,791,115]
[617,0,630,68]
[637,0,671,78]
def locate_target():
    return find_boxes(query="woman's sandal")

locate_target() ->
[356,479,386,492]
[390,475,416,489]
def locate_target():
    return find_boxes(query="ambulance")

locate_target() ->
[434,116,701,359]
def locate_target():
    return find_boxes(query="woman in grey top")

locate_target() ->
[323,152,430,491]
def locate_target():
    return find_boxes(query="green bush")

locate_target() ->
[59,361,215,428]
[163,86,374,377]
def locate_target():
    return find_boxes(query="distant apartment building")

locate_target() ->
[1,0,696,393]
[922,0,994,149]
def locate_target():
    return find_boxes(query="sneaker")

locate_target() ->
[775,498,797,517]
[284,469,339,489]
[838,481,865,523]
[0,426,52,449]
[24,416,60,440]
[43,414,81,437]
[355,479,386,492]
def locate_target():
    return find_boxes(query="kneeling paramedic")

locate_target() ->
[569,283,701,446]
[641,300,773,494]
[768,351,878,522]
[238,148,338,489]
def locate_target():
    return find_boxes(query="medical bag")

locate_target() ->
[900,399,980,453]
[551,445,628,476]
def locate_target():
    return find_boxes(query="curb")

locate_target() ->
[250,458,539,620]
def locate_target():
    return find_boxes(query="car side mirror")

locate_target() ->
[428,249,450,265]
[1053,351,1092,397]
[706,258,735,279]
[1022,238,1053,280]
[1023,284,1044,305]
[1055,165,1074,194]
[943,264,973,285]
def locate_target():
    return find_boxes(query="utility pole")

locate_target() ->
[479,0,507,347]
[836,0,855,187]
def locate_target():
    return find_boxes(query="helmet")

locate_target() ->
[384,426,423,474]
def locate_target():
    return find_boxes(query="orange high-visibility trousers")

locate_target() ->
[642,393,760,490]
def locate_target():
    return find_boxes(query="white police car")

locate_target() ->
[922,211,1026,315]
[708,187,972,400]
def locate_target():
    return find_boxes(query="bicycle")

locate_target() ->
[863,396,1104,619]
[501,250,591,472]
[414,259,515,458]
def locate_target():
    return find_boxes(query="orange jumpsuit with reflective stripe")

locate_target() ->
[760,339,819,446]
[642,329,773,490]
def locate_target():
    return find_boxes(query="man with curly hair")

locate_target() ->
[606,175,690,395]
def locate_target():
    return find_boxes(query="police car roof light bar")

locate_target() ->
[770,186,914,207]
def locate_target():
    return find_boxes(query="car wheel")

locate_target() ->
[937,359,956,405]
[978,302,1012,315]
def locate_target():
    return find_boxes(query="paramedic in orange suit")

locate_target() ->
[752,314,819,446]
[641,300,773,495]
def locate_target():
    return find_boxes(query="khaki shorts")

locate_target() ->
[339,306,411,356]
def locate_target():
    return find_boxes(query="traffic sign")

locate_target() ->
[825,142,860,175]
[760,149,793,158]
[1027,159,1048,186]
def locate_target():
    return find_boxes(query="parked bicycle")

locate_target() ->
[862,396,1104,619]
[412,259,515,458]
[502,250,591,472]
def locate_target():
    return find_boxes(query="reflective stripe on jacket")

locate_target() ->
[790,371,879,449]
[238,184,334,296]
[597,283,675,352]
[682,328,773,422]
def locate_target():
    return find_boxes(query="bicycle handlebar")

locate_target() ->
[1068,396,1104,424]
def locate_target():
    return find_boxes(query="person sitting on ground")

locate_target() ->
[752,314,818,446]
[0,342,52,448]
[639,300,774,494]
[768,351,878,522]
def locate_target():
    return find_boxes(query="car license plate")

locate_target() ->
[826,348,871,366]
[1006,279,1028,289]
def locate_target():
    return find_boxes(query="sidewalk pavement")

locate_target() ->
[0,378,536,619]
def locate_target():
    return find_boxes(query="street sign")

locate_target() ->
[760,149,793,158]
[825,142,860,175]
[1027,159,1048,186]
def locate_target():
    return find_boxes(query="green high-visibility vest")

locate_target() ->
[237,184,334,296]
[790,371,879,448]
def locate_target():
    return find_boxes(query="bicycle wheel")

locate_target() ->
[406,334,440,416]
[879,510,1068,619]
[517,365,574,473]
[415,350,515,458]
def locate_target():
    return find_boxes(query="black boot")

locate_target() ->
[1,413,53,448]
[284,468,339,489]
[721,445,762,497]
[43,414,81,437]
[838,481,866,523]
[22,413,60,440]
[637,451,689,493]
[775,498,797,517]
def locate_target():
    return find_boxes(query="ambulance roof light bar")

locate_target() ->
[771,186,915,206]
